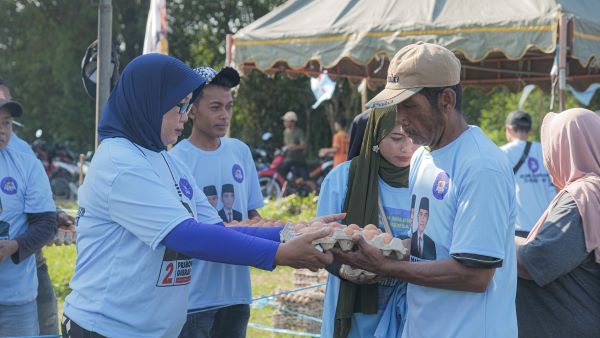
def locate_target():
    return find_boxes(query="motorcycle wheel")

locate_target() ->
[259,176,282,200]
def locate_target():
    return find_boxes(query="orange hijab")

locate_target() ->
[528,108,600,263]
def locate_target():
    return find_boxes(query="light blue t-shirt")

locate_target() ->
[317,161,410,338]
[8,133,34,155]
[64,138,222,338]
[171,138,264,310]
[403,126,517,338]
[0,147,55,305]
[500,140,556,232]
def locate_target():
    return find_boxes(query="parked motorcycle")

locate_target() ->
[251,132,274,171]
[31,129,89,200]
[258,148,333,200]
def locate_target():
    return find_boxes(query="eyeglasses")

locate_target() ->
[175,102,193,115]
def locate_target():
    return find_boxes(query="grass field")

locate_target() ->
[48,195,319,337]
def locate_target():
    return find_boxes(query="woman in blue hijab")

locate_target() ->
[62,54,334,338]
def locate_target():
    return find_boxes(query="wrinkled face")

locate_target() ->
[395,92,445,147]
[0,109,13,150]
[283,119,295,129]
[222,192,234,209]
[206,195,218,208]
[189,85,233,139]
[161,93,192,146]
[378,124,420,167]
[418,208,429,233]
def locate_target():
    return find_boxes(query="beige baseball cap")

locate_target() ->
[366,42,461,109]
[281,111,298,121]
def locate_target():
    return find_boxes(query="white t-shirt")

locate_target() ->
[500,140,556,232]
[170,138,263,310]
[403,127,518,338]
[64,138,221,338]
[318,161,410,338]
[0,147,55,305]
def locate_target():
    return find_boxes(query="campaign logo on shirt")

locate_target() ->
[156,249,192,287]
[527,157,539,173]
[179,178,193,199]
[432,172,450,200]
[1,177,18,195]
[232,164,244,183]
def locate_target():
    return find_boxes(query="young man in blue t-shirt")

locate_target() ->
[500,110,556,237]
[332,42,517,338]
[171,66,263,338]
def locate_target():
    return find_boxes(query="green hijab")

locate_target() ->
[333,107,410,338]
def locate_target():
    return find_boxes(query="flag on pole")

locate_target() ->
[310,71,336,109]
[143,0,168,55]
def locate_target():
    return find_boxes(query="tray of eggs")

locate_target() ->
[280,221,408,260]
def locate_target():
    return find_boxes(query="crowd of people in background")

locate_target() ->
[0,40,598,338]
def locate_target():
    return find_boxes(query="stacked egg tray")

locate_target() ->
[226,218,286,227]
[279,221,409,260]
[273,269,327,334]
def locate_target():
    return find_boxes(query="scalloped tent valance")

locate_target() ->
[232,0,600,93]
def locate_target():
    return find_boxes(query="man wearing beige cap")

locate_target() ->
[333,42,517,337]
[279,111,309,183]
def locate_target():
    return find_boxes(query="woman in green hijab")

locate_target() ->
[317,107,419,338]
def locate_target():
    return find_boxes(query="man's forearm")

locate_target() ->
[13,212,57,264]
[379,258,495,292]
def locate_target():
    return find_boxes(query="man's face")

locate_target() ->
[207,195,218,208]
[395,92,446,148]
[222,192,235,209]
[0,109,13,150]
[189,85,233,139]
[418,208,429,233]
[283,119,295,129]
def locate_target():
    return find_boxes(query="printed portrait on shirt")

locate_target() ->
[203,185,219,209]
[218,183,242,222]
[411,197,437,260]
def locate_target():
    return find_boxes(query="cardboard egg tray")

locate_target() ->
[279,221,409,260]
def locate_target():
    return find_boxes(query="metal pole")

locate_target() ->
[558,14,568,112]
[225,34,233,66]
[95,0,112,149]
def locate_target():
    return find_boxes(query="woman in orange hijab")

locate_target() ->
[515,108,600,338]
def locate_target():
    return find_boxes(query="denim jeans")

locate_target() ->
[36,251,59,334]
[179,304,250,338]
[0,300,39,337]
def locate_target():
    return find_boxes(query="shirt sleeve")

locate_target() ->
[450,167,512,261]
[519,192,589,286]
[108,167,193,250]
[316,163,349,217]
[23,156,55,213]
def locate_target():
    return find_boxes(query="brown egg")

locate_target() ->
[343,227,357,235]
[329,222,344,229]
[229,220,239,225]
[381,233,393,244]
[362,229,378,240]
[347,224,361,231]
[364,224,379,231]
[274,220,285,227]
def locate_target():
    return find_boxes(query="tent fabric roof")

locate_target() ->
[233,0,600,91]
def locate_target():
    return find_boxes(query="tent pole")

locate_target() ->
[225,34,233,66]
[96,0,112,150]
[558,14,568,112]
[360,78,367,112]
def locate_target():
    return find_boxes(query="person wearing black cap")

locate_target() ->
[410,197,436,260]
[0,88,57,337]
[202,185,218,209]
[218,183,242,222]
[170,66,265,338]
[500,110,556,237]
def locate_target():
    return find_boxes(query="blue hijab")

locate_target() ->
[98,53,206,151]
